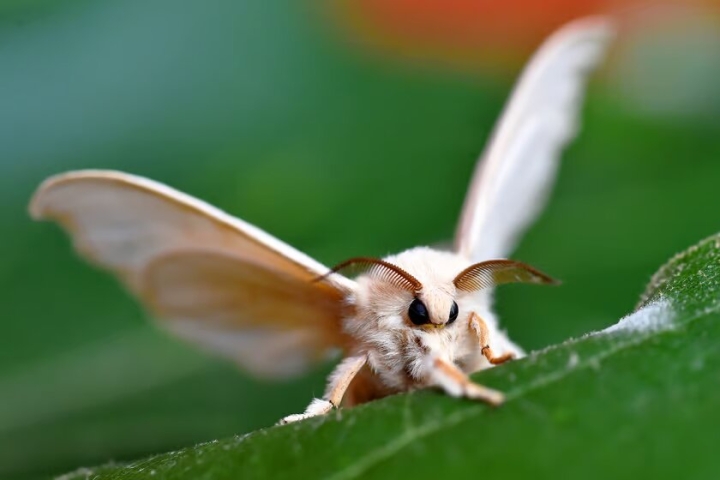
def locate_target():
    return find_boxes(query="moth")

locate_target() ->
[29,18,612,424]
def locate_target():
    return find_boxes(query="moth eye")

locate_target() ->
[448,301,459,324]
[408,298,430,325]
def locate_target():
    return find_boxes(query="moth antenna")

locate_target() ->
[454,259,559,292]
[315,257,423,292]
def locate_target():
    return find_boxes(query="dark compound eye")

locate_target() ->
[408,298,430,325]
[448,301,459,324]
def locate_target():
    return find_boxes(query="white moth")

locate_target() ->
[29,18,612,424]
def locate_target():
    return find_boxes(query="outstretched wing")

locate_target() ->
[30,170,355,377]
[455,18,614,261]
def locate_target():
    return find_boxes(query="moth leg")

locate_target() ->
[278,353,367,425]
[430,357,504,406]
[469,312,515,365]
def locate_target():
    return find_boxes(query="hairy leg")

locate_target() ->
[278,353,367,424]
[469,312,515,365]
[429,357,504,406]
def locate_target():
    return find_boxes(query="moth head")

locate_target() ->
[407,291,459,329]
[317,253,557,332]
[317,255,459,330]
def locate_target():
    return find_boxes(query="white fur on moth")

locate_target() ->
[28,17,613,424]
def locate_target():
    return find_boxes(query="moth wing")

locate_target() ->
[455,18,614,261]
[30,170,355,377]
[141,249,352,377]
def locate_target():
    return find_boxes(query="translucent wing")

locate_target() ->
[455,18,614,261]
[142,249,351,377]
[30,170,355,377]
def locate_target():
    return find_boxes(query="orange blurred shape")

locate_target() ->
[327,0,609,71]
[324,0,719,74]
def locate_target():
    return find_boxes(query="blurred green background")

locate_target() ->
[1,0,719,478]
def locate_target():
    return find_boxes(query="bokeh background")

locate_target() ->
[2,0,720,478]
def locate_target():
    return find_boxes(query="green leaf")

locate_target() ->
[56,232,720,479]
